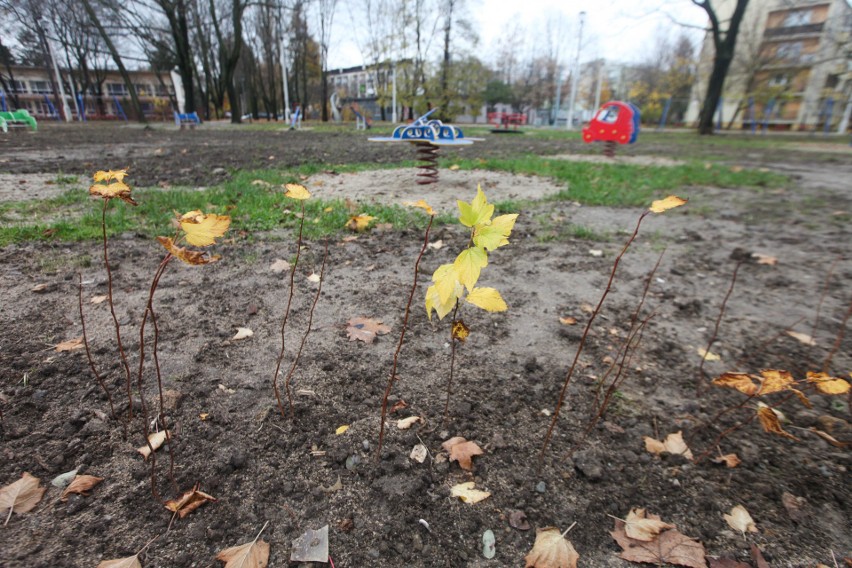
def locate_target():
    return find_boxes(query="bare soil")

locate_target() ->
[1,123,850,567]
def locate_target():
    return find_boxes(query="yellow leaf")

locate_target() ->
[89,181,137,206]
[713,372,759,395]
[345,214,375,232]
[425,284,457,321]
[465,287,507,312]
[451,320,470,342]
[473,213,518,250]
[93,169,128,183]
[453,247,488,292]
[285,183,311,200]
[756,406,799,441]
[450,481,490,504]
[335,425,349,435]
[179,211,231,247]
[649,195,687,213]
[756,369,794,395]
[405,199,436,216]
[432,263,460,305]
[457,185,494,228]
[724,505,758,535]
[698,347,720,361]
[157,236,220,265]
[524,526,580,568]
[806,371,850,395]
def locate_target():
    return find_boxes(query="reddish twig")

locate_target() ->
[443,302,462,426]
[78,272,118,423]
[273,201,306,419]
[283,239,329,418]
[697,260,743,395]
[539,211,650,466]
[378,216,434,457]
[101,200,134,424]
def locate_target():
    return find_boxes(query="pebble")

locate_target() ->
[535,481,546,493]
[482,530,496,559]
[346,454,361,470]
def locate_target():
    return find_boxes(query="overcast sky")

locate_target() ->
[326,0,710,70]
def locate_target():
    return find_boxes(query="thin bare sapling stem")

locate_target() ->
[823,295,852,373]
[78,273,118,423]
[283,238,329,418]
[443,301,461,426]
[539,211,650,467]
[101,199,135,423]
[378,215,434,457]
[273,201,306,418]
[697,260,743,395]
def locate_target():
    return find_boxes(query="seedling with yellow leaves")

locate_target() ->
[426,186,518,423]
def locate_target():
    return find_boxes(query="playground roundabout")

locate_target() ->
[0,123,850,567]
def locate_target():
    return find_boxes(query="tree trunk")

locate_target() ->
[439,0,454,121]
[80,0,147,123]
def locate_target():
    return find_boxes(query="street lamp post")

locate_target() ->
[566,11,585,130]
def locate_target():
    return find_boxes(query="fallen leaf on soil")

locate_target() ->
[428,240,443,250]
[806,371,850,394]
[712,453,741,468]
[644,431,693,460]
[290,525,329,562]
[785,330,816,345]
[649,195,688,213]
[579,303,594,314]
[60,474,103,501]
[51,469,78,488]
[508,510,531,530]
[306,273,321,283]
[216,538,269,568]
[410,444,428,463]
[442,437,484,471]
[233,327,253,340]
[32,283,51,293]
[449,164,460,170]
[709,558,751,568]
[87,295,107,305]
[321,476,342,493]
[55,337,84,352]
[269,259,291,273]
[623,508,675,541]
[335,425,349,435]
[1,472,45,525]
[750,544,770,568]
[345,214,375,232]
[713,370,793,396]
[284,183,311,200]
[611,518,706,568]
[724,505,758,535]
[781,492,808,522]
[390,400,408,413]
[809,427,850,447]
[524,526,579,568]
[397,416,422,429]
[137,430,170,460]
[559,316,577,325]
[450,481,490,504]
[165,483,216,518]
[752,253,777,265]
[346,317,391,343]
[756,405,799,441]
[697,347,720,361]
[97,555,143,568]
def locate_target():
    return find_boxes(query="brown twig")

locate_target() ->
[378,215,434,457]
[539,211,650,467]
[101,200,134,424]
[443,302,462,426]
[809,255,840,351]
[822,294,852,373]
[283,238,329,418]
[78,272,118,423]
[697,260,743,395]
[273,201,306,419]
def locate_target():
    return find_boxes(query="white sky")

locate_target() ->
[327,0,710,70]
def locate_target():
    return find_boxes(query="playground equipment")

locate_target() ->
[289,105,302,130]
[0,109,38,133]
[352,107,370,130]
[581,100,640,157]
[369,108,481,184]
[174,111,201,129]
[487,111,526,133]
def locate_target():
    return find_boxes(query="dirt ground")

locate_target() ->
[1,123,850,567]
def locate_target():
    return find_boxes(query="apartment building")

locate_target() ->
[1,65,175,121]
[686,0,852,131]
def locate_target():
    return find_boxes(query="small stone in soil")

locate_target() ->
[535,481,546,493]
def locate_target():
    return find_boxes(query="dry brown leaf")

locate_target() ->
[712,453,741,468]
[708,559,751,568]
[643,431,693,460]
[524,526,579,568]
[724,505,758,535]
[345,214,375,232]
[306,273,321,283]
[781,491,808,522]
[233,327,253,340]
[450,481,490,504]
[137,430,170,460]
[451,320,470,342]
[1,472,45,525]
[55,337,84,352]
[697,347,720,361]
[750,544,770,568]
[156,236,220,265]
[624,508,675,541]
[559,316,577,325]
[786,330,816,346]
[91,295,108,304]
[165,483,216,519]
[756,406,799,441]
[60,474,103,501]
[442,437,484,471]
[611,518,706,568]
[346,317,391,343]
[752,253,777,265]
[410,444,428,463]
[97,555,142,568]
[713,369,793,396]
[397,416,422,429]
[806,371,850,395]
[269,259,291,274]
[216,539,270,568]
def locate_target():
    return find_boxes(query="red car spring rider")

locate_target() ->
[582,101,640,157]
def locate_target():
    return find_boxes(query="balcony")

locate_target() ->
[764,22,824,37]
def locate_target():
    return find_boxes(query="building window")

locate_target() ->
[106,82,127,96]
[783,10,810,27]
[30,80,51,94]
[768,73,789,87]
[9,80,27,93]
[776,41,802,60]
[135,84,151,96]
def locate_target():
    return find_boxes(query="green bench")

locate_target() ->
[0,110,38,133]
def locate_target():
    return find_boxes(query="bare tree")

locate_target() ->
[315,0,337,121]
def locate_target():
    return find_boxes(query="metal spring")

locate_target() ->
[603,140,617,158]
[414,142,440,185]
